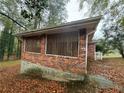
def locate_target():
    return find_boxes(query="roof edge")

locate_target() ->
[16,16,102,37]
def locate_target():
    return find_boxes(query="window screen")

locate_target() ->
[46,32,79,57]
[25,37,41,53]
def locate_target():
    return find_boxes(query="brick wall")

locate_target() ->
[22,32,87,75]
[88,43,95,60]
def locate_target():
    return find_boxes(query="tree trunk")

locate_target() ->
[0,12,27,29]
[0,30,8,61]
[120,50,124,58]
[34,16,38,29]
[121,52,124,58]
[16,39,21,59]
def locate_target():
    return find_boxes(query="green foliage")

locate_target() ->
[79,0,109,16]
[20,0,48,20]
[24,68,43,78]
[0,30,8,60]
[0,28,15,60]
[79,0,123,16]
[20,0,68,28]
[15,39,21,59]
[96,39,113,55]
[0,16,14,60]
[119,17,124,26]
[96,44,103,52]
[0,0,23,61]
[47,0,68,27]
[102,19,124,58]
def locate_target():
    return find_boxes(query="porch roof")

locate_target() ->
[16,16,101,37]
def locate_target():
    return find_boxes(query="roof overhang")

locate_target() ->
[16,16,101,37]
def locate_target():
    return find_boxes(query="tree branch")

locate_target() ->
[0,11,27,30]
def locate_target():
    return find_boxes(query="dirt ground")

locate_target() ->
[0,58,123,93]
[88,58,124,87]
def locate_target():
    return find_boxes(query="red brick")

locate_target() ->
[21,33,95,74]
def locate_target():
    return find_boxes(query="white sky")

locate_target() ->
[66,0,88,22]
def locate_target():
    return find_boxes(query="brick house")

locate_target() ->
[17,16,101,75]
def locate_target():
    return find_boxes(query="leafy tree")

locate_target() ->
[20,0,69,29]
[0,29,8,60]
[79,0,124,16]
[0,0,24,61]
[47,0,68,27]
[0,0,27,29]
[102,15,124,58]
[0,16,15,61]
[20,0,49,29]
[101,3,124,58]
[96,39,113,55]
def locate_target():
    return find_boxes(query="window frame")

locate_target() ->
[24,37,41,54]
[45,31,80,58]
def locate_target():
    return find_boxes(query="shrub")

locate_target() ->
[24,67,43,79]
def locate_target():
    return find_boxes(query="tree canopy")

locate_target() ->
[20,0,68,29]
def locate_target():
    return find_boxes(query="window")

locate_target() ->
[46,32,79,57]
[25,37,41,53]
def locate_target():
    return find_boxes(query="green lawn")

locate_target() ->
[0,60,20,68]
[103,53,121,58]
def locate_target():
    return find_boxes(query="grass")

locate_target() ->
[103,53,121,58]
[23,67,43,79]
[0,60,20,68]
